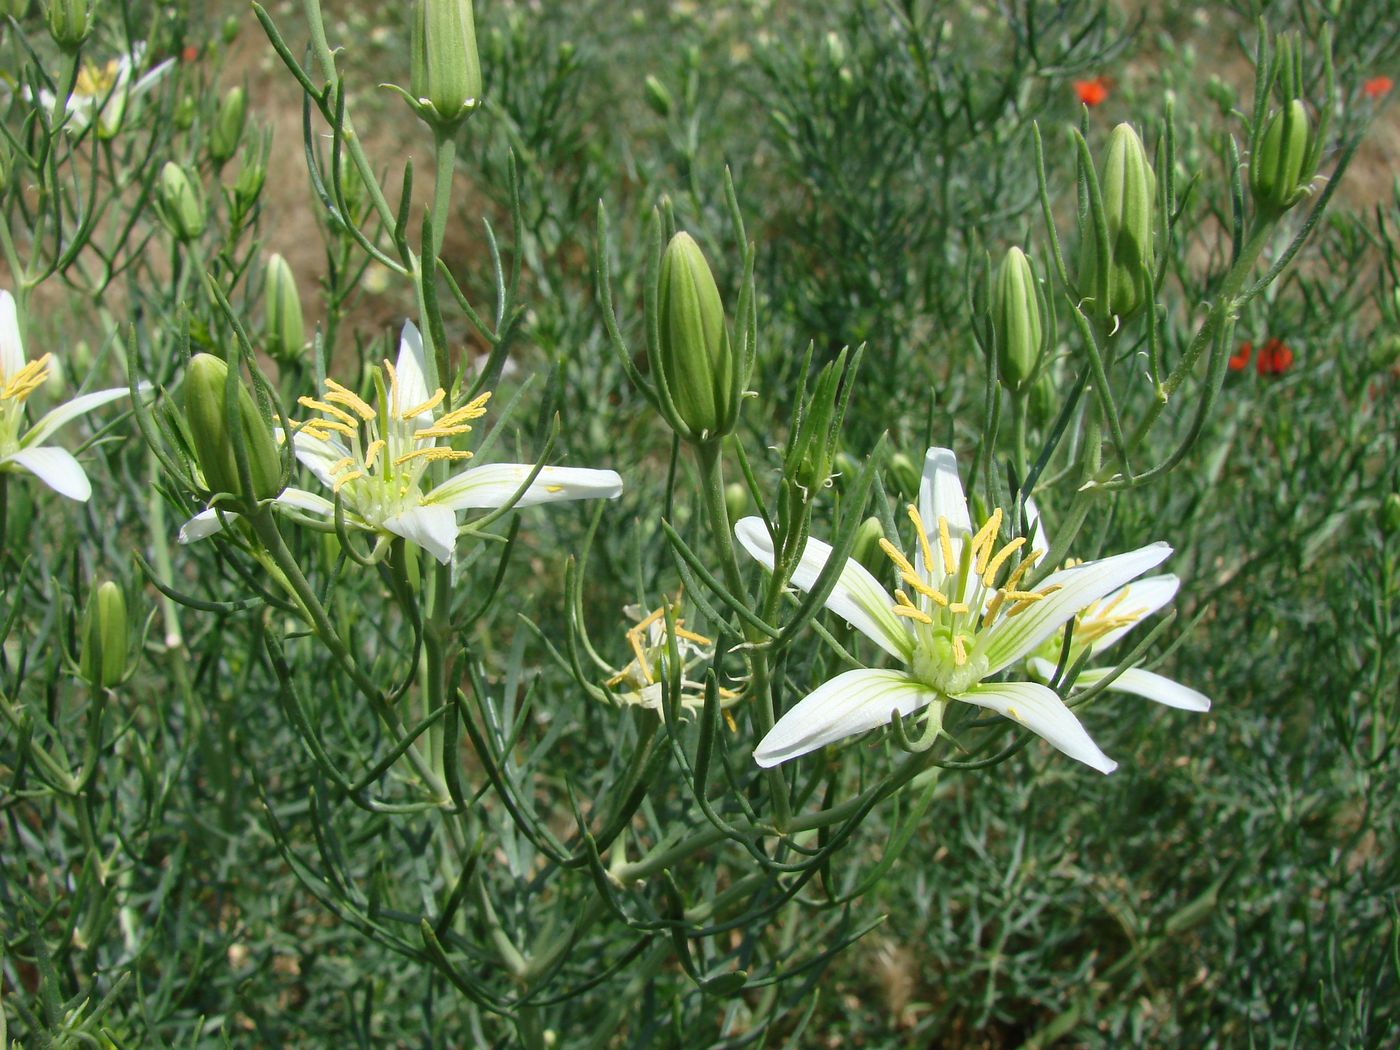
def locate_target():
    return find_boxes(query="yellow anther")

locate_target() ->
[401,388,446,420]
[414,424,473,439]
[297,396,359,429]
[951,634,968,666]
[675,627,713,646]
[2,355,52,401]
[437,391,493,428]
[1000,551,1042,594]
[393,446,473,467]
[327,455,356,475]
[907,505,936,578]
[937,516,956,577]
[948,602,970,615]
[969,508,1004,575]
[1007,705,1021,722]
[894,588,918,609]
[1001,589,1044,602]
[1098,588,1131,618]
[382,359,399,409]
[880,538,918,578]
[983,590,1008,627]
[300,418,356,438]
[892,605,933,625]
[323,378,376,421]
[332,469,365,493]
[982,536,1027,588]
[364,439,386,470]
[900,571,939,601]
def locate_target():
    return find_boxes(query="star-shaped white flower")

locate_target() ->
[736,447,1175,773]
[180,322,623,562]
[1020,500,1210,712]
[33,44,174,138]
[0,290,134,501]
[604,602,740,715]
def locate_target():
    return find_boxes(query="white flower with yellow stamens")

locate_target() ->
[179,322,623,562]
[736,447,1175,773]
[605,602,740,716]
[0,290,135,501]
[1020,501,1210,712]
[33,44,174,138]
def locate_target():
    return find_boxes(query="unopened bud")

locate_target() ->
[45,0,92,51]
[184,354,283,505]
[3,0,31,18]
[655,231,738,443]
[993,246,1043,392]
[1078,123,1156,323]
[221,14,241,45]
[233,149,267,205]
[724,482,747,524]
[209,86,247,165]
[1382,492,1400,536]
[410,0,483,126]
[644,75,673,118]
[1029,371,1058,426]
[850,516,885,577]
[263,254,305,362]
[1251,99,1313,215]
[887,452,918,499]
[158,162,205,241]
[80,581,129,689]
[173,95,197,130]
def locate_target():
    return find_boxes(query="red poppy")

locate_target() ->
[181,45,199,63]
[1255,338,1294,376]
[1073,76,1110,107]
[1363,75,1393,100]
[1228,342,1252,371]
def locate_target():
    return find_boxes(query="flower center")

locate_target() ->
[0,353,52,453]
[75,60,121,99]
[293,362,490,525]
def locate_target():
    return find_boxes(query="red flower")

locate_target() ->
[1255,338,1294,376]
[1228,342,1252,372]
[1363,75,1393,100]
[1073,76,1110,107]
[181,45,199,63]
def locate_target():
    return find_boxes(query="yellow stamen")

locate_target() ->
[937,516,956,577]
[326,455,356,475]
[299,418,356,438]
[982,590,1008,627]
[323,378,376,421]
[880,538,918,578]
[1007,705,1021,722]
[393,446,473,467]
[675,627,712,646]
[1098,588,1131,618]
[969,508,1004,575]
[437,394,492,428]
[901,572,940,601]
[948,602,970,615]
[892,605,933,625]
[999,550,1042,594]
[382,359,399,412]
[401,388,446,420]
[364,439,386,470]
[414,424,474,439]
[332,469,365,493]
[907,505,936,578]
[951,634,968,666]
[2,355,53,401]
[982,536,1026,588]
[297,396,360,429]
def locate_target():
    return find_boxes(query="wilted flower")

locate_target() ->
[1073,76,1110,107]
[0,290,136,501]
[181,322,623,563]
[737,448,1175,773]
[1255,338,1294,376]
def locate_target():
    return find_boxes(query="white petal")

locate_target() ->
[981,542,1174,674]
[754,668,939,767]
[427,463,623,510]
[288,427,351,489]
[274,486,338,519]
[1085,575,1180,654]
[916,447,972,579]
[383,504,459,564]
[23,385,135,448]
[393,321,433,424]
[179,507,236,543]
[956,681,1117,774]
[128,57,174,98]
[1022,495,1050,557]
[734,516,912,662]
[0,290,23,379]
[1073,666,1212,712]
[7,446,91,501]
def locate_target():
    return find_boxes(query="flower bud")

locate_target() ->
[850,516,885,577]
[79,581,129,688]
[184,354,283,505]
[993,246,1042,392]
[45,0,92,51]
[644,75,673,118]
[263,253,305,363]
[1029,371,1058,426]
[1250,99,1313,215]
[173,94,197,130]
[724,482,748,525]
[233,149,267,207]
[3,0,30,18]
[655,231,738,443]
[1382,492,1400,536]
[221,14,241,45]
[209,86,247,165]
[887,452,918,500]
[1078,123,1156,323]
[158,162,205,241]
[410,0,483,127]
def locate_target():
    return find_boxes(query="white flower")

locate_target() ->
[0,290,133,501]
[736,447,1175,773]
[1020,500,1211,712]
[604,602,740,715]
[33,44,174,138]
[180,322,623,563]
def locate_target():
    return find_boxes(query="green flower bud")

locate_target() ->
[158,162,205,241]
[1382,492,1400,536]
[221,14,241,45]
[79,581,128,689]
[209,86,247,165]
[233,149,267,206]
[173,94,197,130]
[263,254,305,363]
[184,354,283,506]
[887,452,918,500]
[724,482,748,524]
[849,516,885,577]
[993,246,1043,392]
[655,232,738,443]
[1078,123,1156,323]
[410,0,483,127]
[2,0,31,18]
[44,0,92,51]
[1250,99,1313,215]
[644,74,673,118]
[1029,371,1058,426]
